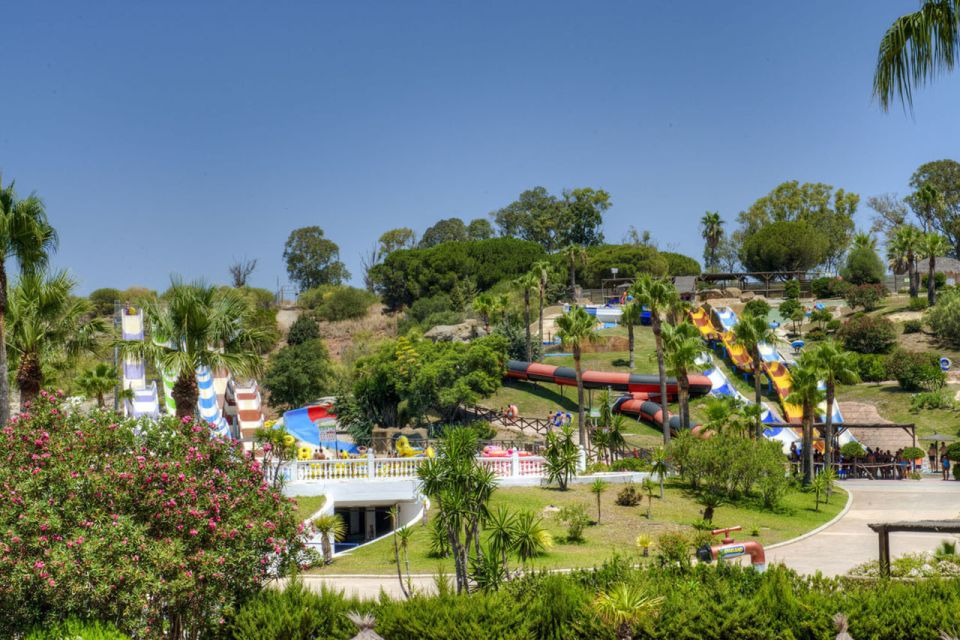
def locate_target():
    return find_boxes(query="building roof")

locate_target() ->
[933,256,960,274]
[673,275,698,294]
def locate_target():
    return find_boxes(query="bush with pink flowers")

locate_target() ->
[0,391,307,638]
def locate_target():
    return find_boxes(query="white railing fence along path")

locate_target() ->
[267,450,566,483]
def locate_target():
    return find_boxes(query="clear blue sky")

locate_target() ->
[2,1,959,294]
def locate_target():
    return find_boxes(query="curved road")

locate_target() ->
[304,479,960,599]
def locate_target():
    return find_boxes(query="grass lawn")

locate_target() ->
[295,495,328,521]
[838,381,960,439]
[310,480,846,575]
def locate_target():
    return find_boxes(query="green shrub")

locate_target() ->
[286,314,321,345]
[853,353,888,382]
[841,441,866,459]
[25,619,130,639]
[88,288,121,316]
[784,278,800,300]
[947,442,960,462]
[903,319,923,334]
[656,532,691,568]
[921,272,947,290]
[610,457,651,472]
[901,446,926,461]
[660,251,701,276]
[743,298,771,319]
[908,296,929,311]
[885,349,946,391]
[556,504,590,542]
[615,484,641,506]
[297,284,337,309]
[925,289,960,346]
[264,339,336,410]
[841,246,885,284]
[493,315,543,361]
[838,315,897,354]
[910,391,954,412]
[315,286,378,322]
[805,327,827,342]
[227,580,357,640]
[826,318,842,333]
[811,276,851,299]
[844,283,886,311]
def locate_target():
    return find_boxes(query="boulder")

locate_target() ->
[740,291,756,302]
[724,287,742,298]
[424,319,488,342]
[699,288,725,301]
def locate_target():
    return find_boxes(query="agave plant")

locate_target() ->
[593,583,664,640]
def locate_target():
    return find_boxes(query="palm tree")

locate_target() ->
[555,306,600,446]
[472,293,496,329]
[808,341,859,470]
[874,0,960,111]
[920,232,950,305]
[700,211,724,271]
[887,225,923,297]
[313,513,346,565]
[631,275,678,446]
[650,446,668,499]
[76,363,118,408]
[620,301,644,369]
[532,260,553,351]
[7,271,103,405]
[593,583,664,640]
[514,271,539,361]
[661,320,701,432]
[786,358,826,486]
[731,312,777,438]
[852,231,877,251]
[560,244,588,295]
[0,177,58,424]
[590,478,608,523]
[509,510,551,567]
[117,280,265,418]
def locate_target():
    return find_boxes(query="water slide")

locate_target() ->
[196,366,230,437]
[234,380,265,443]
[281,403,359,453]
[689,307,719,341]
[119,307,160,418]
[713,307,753,371]
[756,342,803,423]
[506,360,711,434]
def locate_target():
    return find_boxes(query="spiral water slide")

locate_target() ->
[233,380,265,443]
[196,366,230,437]
[505,360,711,433]
[119,307,160,418]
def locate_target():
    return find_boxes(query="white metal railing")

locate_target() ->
[274,452,553,483]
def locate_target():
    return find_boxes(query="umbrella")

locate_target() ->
[918,433,958,442]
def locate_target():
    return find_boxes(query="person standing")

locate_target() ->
[941,443,951,481]
[928,443,938,472]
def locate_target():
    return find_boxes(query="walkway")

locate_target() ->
[769,478,959,576]
[303,479,960,598]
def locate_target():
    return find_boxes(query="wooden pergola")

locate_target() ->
[695,271,817,298]
[867,520,960,577]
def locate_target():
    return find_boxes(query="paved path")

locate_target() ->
[768,478,960,576]
[304,479,960,598]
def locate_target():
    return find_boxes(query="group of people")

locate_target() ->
[788,443,953,480]
[927,443,952,480]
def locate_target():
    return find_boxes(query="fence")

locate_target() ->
[787,461,917,480]
[273,451,550,483]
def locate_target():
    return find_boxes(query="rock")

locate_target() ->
[724,286,742,298]
[699,288,725,301]
[740,291,756,302]
[423,319,488,342]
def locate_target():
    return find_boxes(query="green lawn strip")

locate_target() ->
[837,381,960,439]
[294,495,328,521]
[308,481,845,575]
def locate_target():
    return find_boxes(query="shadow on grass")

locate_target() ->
[504,379,578,412]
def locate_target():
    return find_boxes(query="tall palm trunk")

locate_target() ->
[97,391,106,408]
[751,349,763,439]
[652,315,670,446]
[928,255,937,305]
[908,255,918,298]
[627,324,635,369]
[568,260,576,294]
[172,371,199,419]
[574,344,586,448]
[0,264,8,424]
[538,286,545,358]
[16,351,42,407]
[523,288,532,362]
[678,371,690,431]
[824,384,835,470]
[802,401,814,486]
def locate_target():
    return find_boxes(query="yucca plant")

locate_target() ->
[313,513,346,565]
[510,510,552,566]
[593,583,664,640]
[635,533,655,558]
[591,478,609,523]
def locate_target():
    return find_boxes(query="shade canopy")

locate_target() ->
[918,433,957,442]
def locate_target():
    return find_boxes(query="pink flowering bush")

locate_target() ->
[0,391,306,638]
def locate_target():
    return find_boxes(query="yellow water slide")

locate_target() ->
[688,307,719,341]
[761,359,803,423]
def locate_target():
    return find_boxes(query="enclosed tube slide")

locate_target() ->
[197,366,230,437]
[505,360,711,395]
[119,307,160,418]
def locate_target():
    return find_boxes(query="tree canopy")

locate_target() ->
[282,226,349,291]
[737,181,858,271]
[420,217,468,248]
[908,159,960,257]
[492,186,610,251]
[739,220,830,274]
[264,338,335,410]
